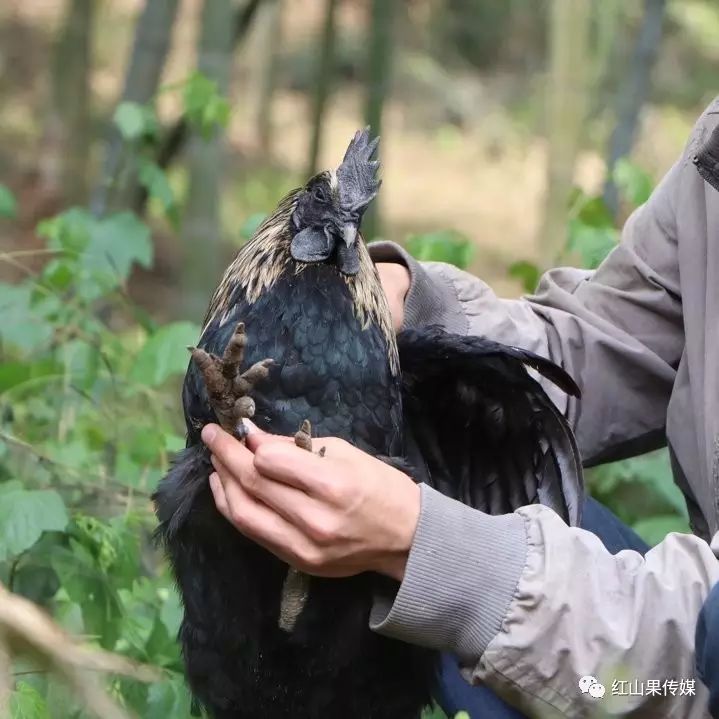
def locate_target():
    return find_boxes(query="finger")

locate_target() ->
[209,472,230,519]
[253,442,330,495]
[212,453,320,532]
[211,452,265,496]
[210,452,236,477]
[216,466,313,564]
[241,419,295,453]
[203,424,256,481]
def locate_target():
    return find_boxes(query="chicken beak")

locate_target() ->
[342,223,358,247]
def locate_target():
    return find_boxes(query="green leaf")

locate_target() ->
[83,211,153,287]
[46,438,96,470]
[114,101,159,142]
[0,485,68,561]
[574,193,614,229]
[114,451,162,491]
[0,183,18,218]
[61,338,101,392]
[508,260,541,293]
[613,158,653,208]
[144,614,182,669]
[165,434,186,453]
[567,221,618,269]
[52,556,123,649]
[145,675,193,719]
[50,525,127,650]
[406,230,474,269]
[183,72,231,138]
[611,451,687,515]
[239,212,267,241]
[37,208,151,304]
[421,706,449,719]
[159,586,183,638]
[0,358,61,393]
[587,449,688,529]
[40,258,75,292]
[632,514,691,546]
[118,589,156,654]
[128,426,168,464]
[0,283,56,353]
[138,159,179,225]
[129,321,201,387]
[10,682,48,719]
[37,207,93,254]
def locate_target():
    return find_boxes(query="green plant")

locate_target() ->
[0,75,230,714]
[0,182,18,218]
[0,202,477,715]
[0,185,197,714]
[111,72,232,228]
[406,229,475,269]
[565,159,653,271]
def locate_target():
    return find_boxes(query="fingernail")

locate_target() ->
[242,418,259,435]
[202,424,217,444]
[208,473,221,495]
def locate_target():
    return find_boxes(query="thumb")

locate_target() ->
[243,418,294,452]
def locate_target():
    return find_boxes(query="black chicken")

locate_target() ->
[154,130,583,719]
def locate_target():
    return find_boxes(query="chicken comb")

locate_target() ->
[336,127,381,214]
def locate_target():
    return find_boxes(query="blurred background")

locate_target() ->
[0,0,716,716]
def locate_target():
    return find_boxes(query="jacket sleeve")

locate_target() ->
[368,100,719,717]
[371,486,719,718]
[370,149,686,465]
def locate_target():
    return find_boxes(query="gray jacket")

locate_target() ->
[367,98,719,717]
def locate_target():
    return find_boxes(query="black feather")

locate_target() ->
[155,261,434,719]
[398,326,583,526]
[154,134,584,719]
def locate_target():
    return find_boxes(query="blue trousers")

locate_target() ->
[696,581,719,717]
[434,498,650,718]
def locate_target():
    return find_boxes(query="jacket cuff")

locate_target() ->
[368,241,467,333]
[370,484,528,661]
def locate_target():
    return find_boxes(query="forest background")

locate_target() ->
[0,0,716,716]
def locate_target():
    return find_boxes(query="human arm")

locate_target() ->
[203,422,719,717]
[367,103,719,714]
[371,484,719,717]
[370,151,688,465]
[201,422,420,582]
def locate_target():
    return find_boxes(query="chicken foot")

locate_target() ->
[277,420,325,632]
[190,329,319,634]
[188,322,274,441]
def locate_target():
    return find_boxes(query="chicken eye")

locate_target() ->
[312,185,328,203]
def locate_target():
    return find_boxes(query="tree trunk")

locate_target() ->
[40,0,96,205]
[134,0,264,215]
[306,0,339,177]
[179,0,235,320]
[603,0,667,217]
[538,0,591,266]
[91,0,180,216]
[254,0,283,156]
[593,0,621,98]
[362,0,397,241]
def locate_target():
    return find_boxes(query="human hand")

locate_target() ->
[201,421,420,581]
[375,262,410,332]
